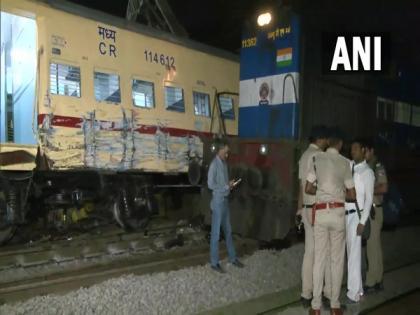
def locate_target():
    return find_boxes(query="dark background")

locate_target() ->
[66,0,263,53]
[66,0,420,70]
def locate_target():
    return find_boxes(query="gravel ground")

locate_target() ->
[1,226,418,315]
[0,246,304,315]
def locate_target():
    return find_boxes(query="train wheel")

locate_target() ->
[111,190,129,230]
[111,189,152,230]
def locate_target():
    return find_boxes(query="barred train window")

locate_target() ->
[394,101,411,125]
[164,86,184,112]
[94,71,121,103]
[219,96,235,120]
[132,79,154,108]
[412,106,420,127]
[50,63,81,97]
[193,92,210,117]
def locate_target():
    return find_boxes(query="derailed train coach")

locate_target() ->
[0,0,240,243]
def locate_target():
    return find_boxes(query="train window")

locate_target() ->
[164,86,184,112]
[219,96,235,120]
[377,97,397,122]
[412,106,420,127]
[50,63,81,97]
[94,71,121,103]
[193,92,210,117]
[132,79,154,108]
[394,101,411,125]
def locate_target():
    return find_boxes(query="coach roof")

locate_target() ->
[39,0,239,62]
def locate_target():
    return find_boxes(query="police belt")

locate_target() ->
[345,209,362,215]
[303,204,314,209]
[373,203,383,208]
[312,202,345,225]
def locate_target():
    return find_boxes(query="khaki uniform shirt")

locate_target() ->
[298,143,322,205]
[369,158,388,205]
[307,148,355,203]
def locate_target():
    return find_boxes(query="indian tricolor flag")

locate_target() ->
[276,48,293,67]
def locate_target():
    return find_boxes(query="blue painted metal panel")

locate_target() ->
[238,103,299,139]
[239,11,300,139]
[240,14,300,80]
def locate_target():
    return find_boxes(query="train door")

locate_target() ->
[0,11,37,146]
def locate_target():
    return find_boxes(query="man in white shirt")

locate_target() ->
[345,139,375,304]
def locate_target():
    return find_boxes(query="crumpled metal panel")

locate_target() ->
[38,111,203,172]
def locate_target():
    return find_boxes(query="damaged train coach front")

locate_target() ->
[0,0,239,240]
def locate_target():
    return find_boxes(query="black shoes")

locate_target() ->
[343,296,359,305]
[364,282,384,294]
[211,263,226,273]
[374,282,384,291]
[364,285,376,294]
[232,259,245,268]
[301,297,312,308]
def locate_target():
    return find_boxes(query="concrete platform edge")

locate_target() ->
[197,285,300,315]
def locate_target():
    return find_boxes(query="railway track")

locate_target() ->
[2,225,417,311]
[0,221,257,305]
[0,219,199,270]
[0,239,257,305]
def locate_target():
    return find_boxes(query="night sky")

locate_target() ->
[66,0,420,68]
[65,0,273,53]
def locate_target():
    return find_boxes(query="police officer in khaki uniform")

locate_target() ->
[297,126,331,307]
[306,128,356,315]
[364,141,388,292]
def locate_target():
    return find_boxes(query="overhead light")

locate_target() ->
[257,12,272,27]
[259,144,268,155]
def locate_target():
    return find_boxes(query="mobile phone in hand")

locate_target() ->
[233,178,242,187]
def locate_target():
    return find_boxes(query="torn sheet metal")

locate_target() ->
[38,110,203,172]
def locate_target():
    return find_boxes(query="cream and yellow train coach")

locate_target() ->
[0,0,239,241]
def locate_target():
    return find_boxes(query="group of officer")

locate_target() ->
[297,126,388,315]
[204,128,387,313]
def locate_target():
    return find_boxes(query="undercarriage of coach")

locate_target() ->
[1,140,297,247]
[0,169,178,245]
